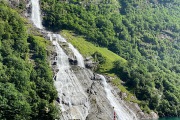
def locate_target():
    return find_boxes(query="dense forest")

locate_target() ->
[0,2,58,120]
[41,0,180,117]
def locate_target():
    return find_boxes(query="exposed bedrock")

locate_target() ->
[72,66,158,120]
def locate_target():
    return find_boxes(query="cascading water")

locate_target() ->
[51,35,89,119]
[30,0,140,120]
[100,75,138,120]
[31,0,89,119]
[68,43,85,68]
[53,34,85,67]
[31,0,43,29]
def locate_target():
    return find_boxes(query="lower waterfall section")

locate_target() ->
[46,31,159,120]
[49,33,90,120]
[100,75,137,120]
[48,32,141,120]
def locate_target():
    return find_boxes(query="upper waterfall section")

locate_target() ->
[31,0,43,29]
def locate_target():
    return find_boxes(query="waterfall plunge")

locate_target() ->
[31,0,43,29]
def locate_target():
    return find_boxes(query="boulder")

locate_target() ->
[150,111,159,119]
[90,73,102,80]
[52,62,57,65]
[68,57,78,65]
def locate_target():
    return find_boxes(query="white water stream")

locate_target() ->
[68,43,85,68]
[31,0,43,29]
[51,34,85,67]
[51,35,89,119]
[100,75,137,120]
[30,0,138,120]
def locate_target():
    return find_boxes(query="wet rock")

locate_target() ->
[68,57,78,65]
[56,97,60,103]
[55,69,59,73]
[51,51,57,56]
[53,75,56,81]
[84,56,98,70]
[52,62,57,65]
[90,73,102,80]
[105,76,114,82]
[120,92,128,99]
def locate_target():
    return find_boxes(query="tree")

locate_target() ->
[0,83,31,120]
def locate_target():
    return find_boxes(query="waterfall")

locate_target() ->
[31,0,43,29]
[30,0,89,119]
[68,43,85,68]
[51,35,89,119]
[30,0,140,120]
[53,34,85,67]
[100,75,137,120]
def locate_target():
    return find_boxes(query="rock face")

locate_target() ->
[49,33,90,120]
[73,67,159,120]
[48,35,159,120]
[73,67,114,120]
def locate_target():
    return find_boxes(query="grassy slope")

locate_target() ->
[33,36,51,48]
[60,30,127,73]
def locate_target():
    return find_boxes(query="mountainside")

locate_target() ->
[41,0,180,117]
[1,0,180,119]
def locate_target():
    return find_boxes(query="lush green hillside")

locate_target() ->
[41,0,180,117]
[0,2,58,120]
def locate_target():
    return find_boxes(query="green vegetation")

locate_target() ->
[41,0,180,117]
[0,2,58,120]
[61,30,126,73]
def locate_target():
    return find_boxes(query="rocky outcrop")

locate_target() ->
[7,0,31,17]
[68,57,78,65]
[72,66,159,120]
[72,67,114,120]
[58,42,78,65]
[6,0,20,7]
[84,56,98,70]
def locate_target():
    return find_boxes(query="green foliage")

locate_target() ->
[0,3,58,119]
[92,51,106,64]
[42,0,180,117]
[0,83,31,120]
